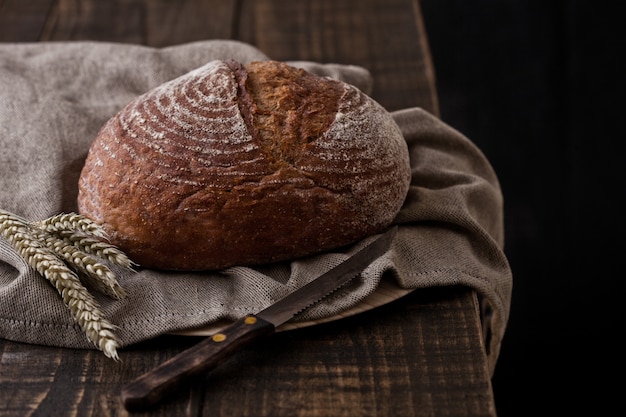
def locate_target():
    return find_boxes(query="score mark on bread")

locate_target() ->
[77,60,411,271]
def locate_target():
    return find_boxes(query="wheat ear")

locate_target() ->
[0,209,135,360]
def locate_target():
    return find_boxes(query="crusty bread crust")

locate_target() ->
[77,60,411,270]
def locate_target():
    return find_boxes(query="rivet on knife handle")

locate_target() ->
[121,315,275,411]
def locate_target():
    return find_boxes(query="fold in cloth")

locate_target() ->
[0,40,511,374]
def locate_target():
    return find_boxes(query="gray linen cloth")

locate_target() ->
[0,40,511,373]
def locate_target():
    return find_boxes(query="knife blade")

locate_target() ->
[121,226,397,411]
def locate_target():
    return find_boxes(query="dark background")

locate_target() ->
[420,0,623,415]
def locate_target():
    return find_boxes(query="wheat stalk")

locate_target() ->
[0,209,136,360]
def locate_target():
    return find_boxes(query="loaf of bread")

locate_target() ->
[77,60,411,270]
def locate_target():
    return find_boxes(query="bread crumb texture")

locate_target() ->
[78,60,411,270]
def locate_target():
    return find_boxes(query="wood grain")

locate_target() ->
[0,287,494,417]
[36,0,238,46]
[0,0,438,115]
[0,1,494,416]
[0,0,56,41]
[237,0,439,113]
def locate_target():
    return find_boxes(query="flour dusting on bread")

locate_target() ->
[78,60,410,270]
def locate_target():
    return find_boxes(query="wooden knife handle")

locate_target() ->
[121,315,275,411]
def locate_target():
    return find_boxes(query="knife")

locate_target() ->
[121,226,397,411]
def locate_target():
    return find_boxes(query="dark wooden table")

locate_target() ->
[0,1,497,416]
